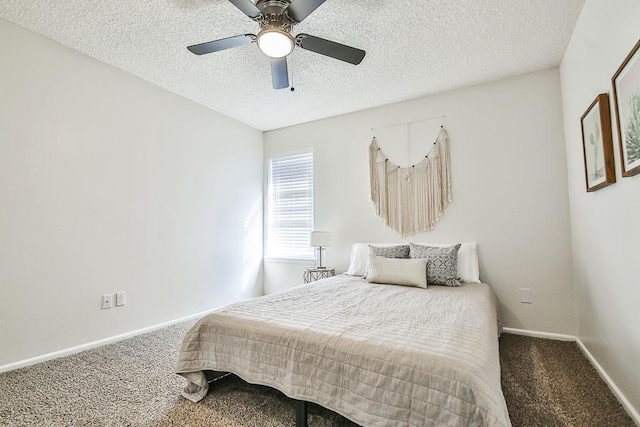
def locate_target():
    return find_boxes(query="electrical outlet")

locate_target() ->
[102,294,113,309]
[520,288,532,304]
[116,291,126,307]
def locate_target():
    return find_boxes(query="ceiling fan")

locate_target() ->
[187,0,366,89]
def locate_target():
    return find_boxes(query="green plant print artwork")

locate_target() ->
[624,90,640,164]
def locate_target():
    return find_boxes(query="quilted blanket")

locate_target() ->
[176,275,511,426]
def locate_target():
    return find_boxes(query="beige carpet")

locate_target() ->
[499,333,635,427]
[0,319,634,426]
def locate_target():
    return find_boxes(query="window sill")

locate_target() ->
[264,257,315,265]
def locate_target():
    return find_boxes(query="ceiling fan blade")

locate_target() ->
[228,0,262,19]
[286,0,326,22]
[296,34,366,65]
[187,34,255,55]
[271,57,289,89]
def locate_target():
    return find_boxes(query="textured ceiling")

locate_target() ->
[0,0,585,131]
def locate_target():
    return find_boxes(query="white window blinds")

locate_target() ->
[267,150,314,260]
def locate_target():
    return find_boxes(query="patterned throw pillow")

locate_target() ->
[409,243,461,286]
[368,244,410,259]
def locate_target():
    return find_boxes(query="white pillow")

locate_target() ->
[346,243,404,276]
[366,256,428,288]
[346,242,480,283]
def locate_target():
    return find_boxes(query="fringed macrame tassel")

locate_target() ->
[369,128,452,236]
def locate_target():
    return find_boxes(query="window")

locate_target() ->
[267,150,314,260]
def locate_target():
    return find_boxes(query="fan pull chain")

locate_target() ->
[290,55,295,92]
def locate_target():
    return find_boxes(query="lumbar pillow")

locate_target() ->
[366,256,428,289]
[409,243,461,286]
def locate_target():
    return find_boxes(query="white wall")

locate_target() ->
[560,0,640,418]
[264,68,575,335]
[0,20,263,367]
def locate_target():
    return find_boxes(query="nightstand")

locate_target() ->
[303,267,335,283]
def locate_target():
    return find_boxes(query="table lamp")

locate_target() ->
[310,231,332,269]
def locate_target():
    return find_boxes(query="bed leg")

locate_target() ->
[295,400,308,427]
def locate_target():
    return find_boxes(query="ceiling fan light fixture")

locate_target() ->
[257,28,294,58]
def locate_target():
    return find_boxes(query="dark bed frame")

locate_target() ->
[295,400,308,427]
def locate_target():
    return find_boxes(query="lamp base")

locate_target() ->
[315,247,326,269]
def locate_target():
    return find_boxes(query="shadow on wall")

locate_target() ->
[242,197,263,298]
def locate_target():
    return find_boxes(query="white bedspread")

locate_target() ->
[176,275,511,426]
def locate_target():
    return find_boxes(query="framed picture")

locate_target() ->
[580,93,616,192]
[612,39,640,177]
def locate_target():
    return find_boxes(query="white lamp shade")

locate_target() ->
[310,231,332,247]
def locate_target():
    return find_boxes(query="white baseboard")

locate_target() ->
[0,309,213,374]
[502,327,639,425]
[501,327,575,341]
[574,338,640,426]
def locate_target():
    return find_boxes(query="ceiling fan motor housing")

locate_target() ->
[256,0,296,32]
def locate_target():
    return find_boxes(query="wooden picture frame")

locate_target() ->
[611,39,640,177]
[580,93,616,192]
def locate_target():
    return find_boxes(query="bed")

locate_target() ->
[175,262,511,426]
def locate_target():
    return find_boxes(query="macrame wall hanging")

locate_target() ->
[369,125,452,237]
